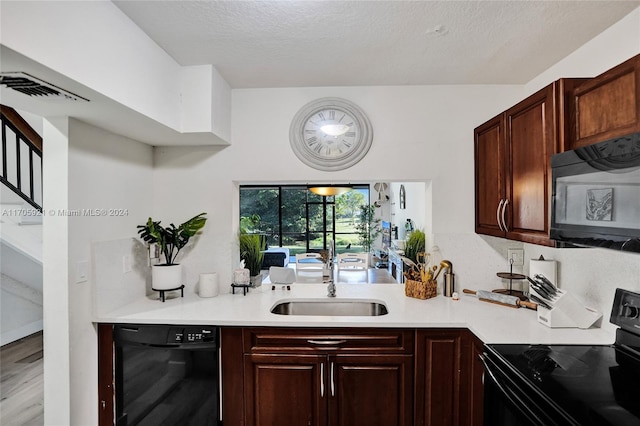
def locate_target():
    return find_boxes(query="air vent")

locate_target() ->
[0,72,89,102]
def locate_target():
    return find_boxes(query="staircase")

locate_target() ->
[1,105,43,346]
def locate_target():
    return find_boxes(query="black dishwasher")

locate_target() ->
[114,324,220,426]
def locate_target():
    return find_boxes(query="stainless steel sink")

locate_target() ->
[270,299,388,316]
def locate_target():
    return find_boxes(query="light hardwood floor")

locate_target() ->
[0,332,44,426]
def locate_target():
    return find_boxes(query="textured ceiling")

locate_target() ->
[118,1,638,88]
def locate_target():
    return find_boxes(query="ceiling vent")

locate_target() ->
[0,72,89,102]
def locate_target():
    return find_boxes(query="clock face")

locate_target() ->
[290,98,373,171]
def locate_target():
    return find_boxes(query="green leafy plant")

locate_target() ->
[356,204,382,253]
[137,213,207,265]
[404,229,425,265]
[239,233,266,276]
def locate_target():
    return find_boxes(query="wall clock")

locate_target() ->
[289,97,373,171]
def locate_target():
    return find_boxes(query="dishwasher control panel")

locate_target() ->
[114,324,218,346]
[168,326,217,343]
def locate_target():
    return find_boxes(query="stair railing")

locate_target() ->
[0,105,43,211]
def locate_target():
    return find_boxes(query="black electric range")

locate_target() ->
[482,288,640,426]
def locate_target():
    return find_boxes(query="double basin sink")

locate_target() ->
[271,299,388,316]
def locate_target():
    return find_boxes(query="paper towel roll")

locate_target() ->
[529,258,557,286]
[199,272,219,298]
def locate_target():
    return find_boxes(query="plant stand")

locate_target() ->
[152,285,184,302]
[231,283,251,296]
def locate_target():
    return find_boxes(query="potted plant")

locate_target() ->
[404,229,425,265]
[137,213,207,290]
[356,204,382,254]
[239,233,266,287]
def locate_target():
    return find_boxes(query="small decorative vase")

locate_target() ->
[250,273,263,288]
[152,264,182,290]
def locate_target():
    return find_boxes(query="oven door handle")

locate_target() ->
[479,353,549,426]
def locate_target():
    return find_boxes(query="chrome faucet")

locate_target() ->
[327,273,336,297]
[327,241,336,297]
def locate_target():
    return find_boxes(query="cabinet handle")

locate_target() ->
[320,362,325,397]
[330,362,335,397]
[307,339,347,346]
[501,199,509,232]
[496,200,505,232]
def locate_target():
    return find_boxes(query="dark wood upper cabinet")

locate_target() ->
[569,53,640,150]
[474,79,584,246]
[474,114,506,238]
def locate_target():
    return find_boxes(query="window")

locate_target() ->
[239,185,369,255]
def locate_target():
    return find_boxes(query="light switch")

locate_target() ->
[76,261,88,283]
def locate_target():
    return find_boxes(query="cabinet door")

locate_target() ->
[98,324,114,426]
[458,331,484,426]
[244,353,327,426]
[414,330,464,426]
[571,53,640,149]
[505,84,555,246]
[474,114,506,238]
[330,354,413,426]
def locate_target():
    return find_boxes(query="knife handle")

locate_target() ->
[517,300,538,310]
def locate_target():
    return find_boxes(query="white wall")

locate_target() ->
[42,118,153,425]
[153,84,523,292]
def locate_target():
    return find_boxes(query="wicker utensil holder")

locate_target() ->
[405,279,438,300]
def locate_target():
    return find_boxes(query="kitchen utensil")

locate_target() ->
[433,260,451,281]
[526,276,557,302]
[534,274,558,296]
[528,293,553,310]
[463,289,538,310]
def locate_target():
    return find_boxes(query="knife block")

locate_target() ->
[533,288,602,329]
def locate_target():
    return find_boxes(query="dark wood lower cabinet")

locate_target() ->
[414,329,483,426]
[99,326,483,426]
[236,328,414,426]
[244,353,326,426]
[331,354,413,426]
[222,327,483,426]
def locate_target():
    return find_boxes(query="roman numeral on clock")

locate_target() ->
[306,136,318,145]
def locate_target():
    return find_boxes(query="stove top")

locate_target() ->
[486,343,640,425]
[485,289,640,426]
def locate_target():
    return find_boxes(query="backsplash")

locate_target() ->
[523,243,640,334]
[436,233,640,336]
[93,238,149,317]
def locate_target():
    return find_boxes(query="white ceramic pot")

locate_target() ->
[152,264,182,290]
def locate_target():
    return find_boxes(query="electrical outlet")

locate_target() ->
[507,248,524,266]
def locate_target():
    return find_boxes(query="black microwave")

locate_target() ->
[551,132,640,253]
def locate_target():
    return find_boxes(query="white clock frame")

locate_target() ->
[289,97,373,171]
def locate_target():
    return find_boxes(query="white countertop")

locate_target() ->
[95,283,615,345]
